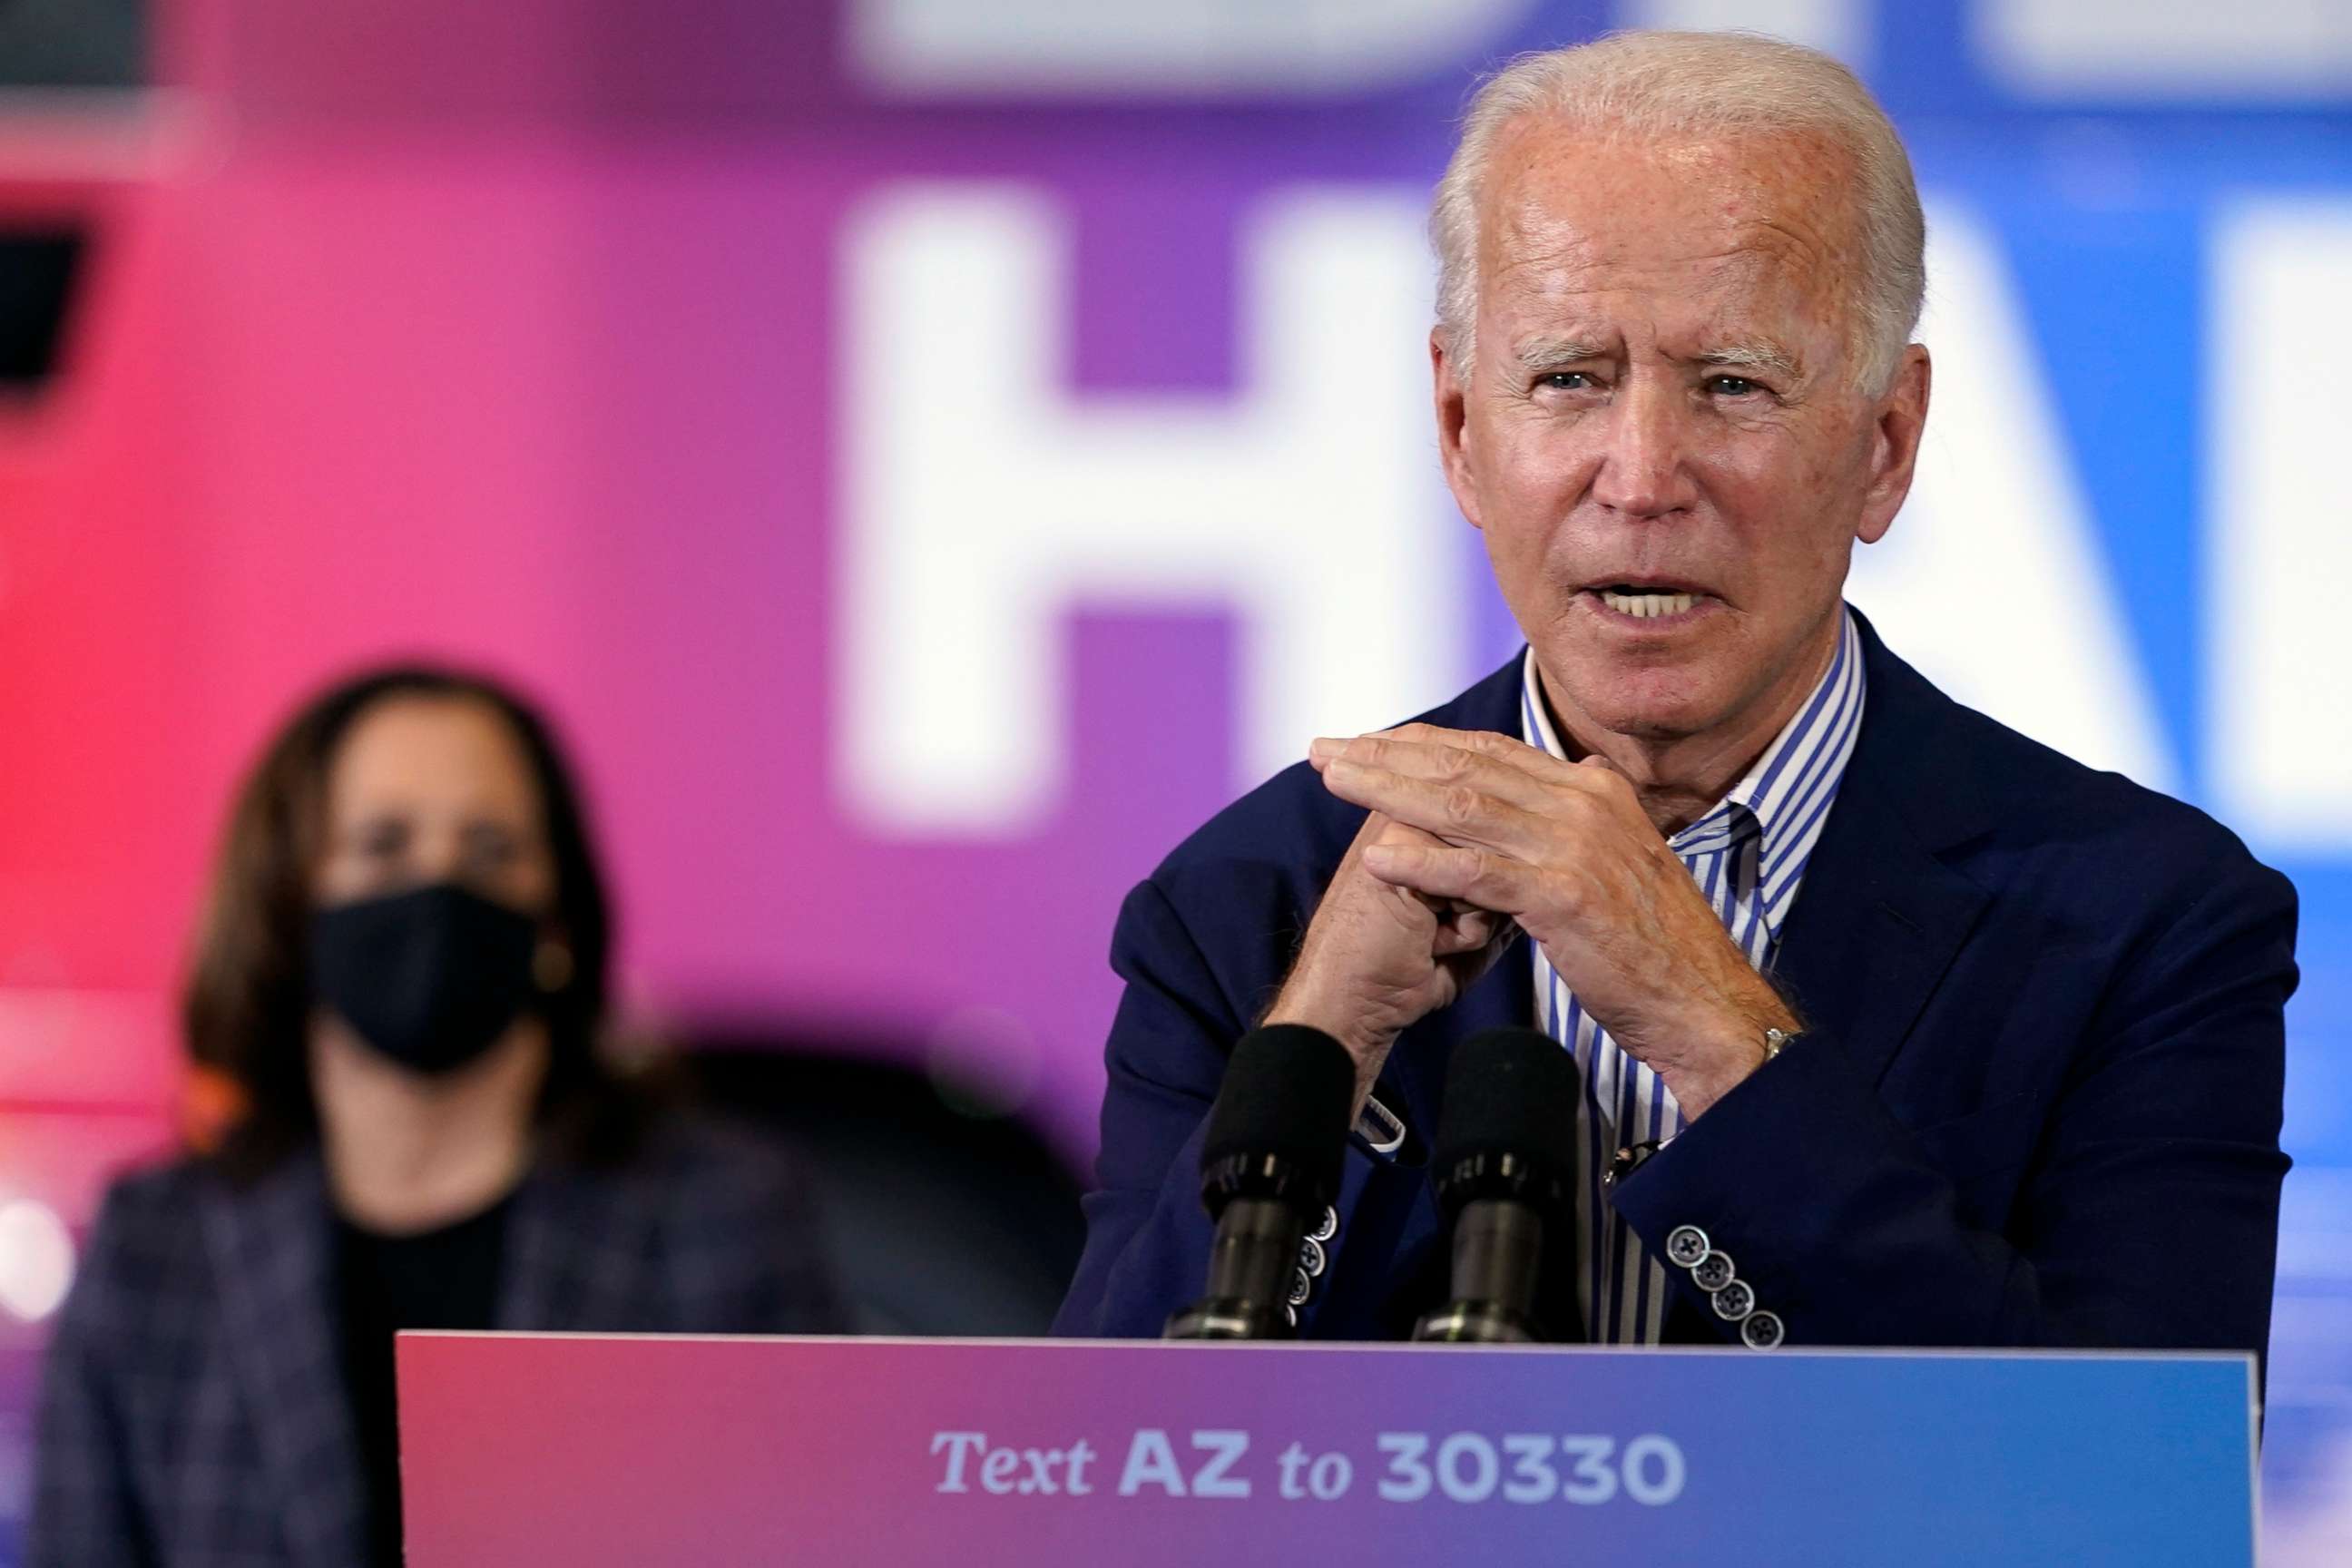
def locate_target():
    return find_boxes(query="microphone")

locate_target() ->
[1164,1024,1356,1341]
[1414,1027,1580,1345]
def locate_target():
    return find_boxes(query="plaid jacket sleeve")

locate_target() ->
[29,1182,161,1568]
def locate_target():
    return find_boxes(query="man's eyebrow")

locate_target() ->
[1694,343,1802,379]
[1512,336,1610,370]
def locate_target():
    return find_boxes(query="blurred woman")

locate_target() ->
[31,666,841,1568]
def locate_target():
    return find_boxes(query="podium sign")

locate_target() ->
[398,1334,2255,1566]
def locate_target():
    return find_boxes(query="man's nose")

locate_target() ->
[1590,378,1696,518]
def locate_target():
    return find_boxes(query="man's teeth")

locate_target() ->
[1599,589,1700,618]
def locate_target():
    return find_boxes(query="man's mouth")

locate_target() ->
[1589,583,1714,620]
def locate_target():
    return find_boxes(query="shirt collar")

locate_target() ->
[1517,606,1868,940]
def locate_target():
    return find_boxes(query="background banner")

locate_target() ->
[3,2,2347,1557]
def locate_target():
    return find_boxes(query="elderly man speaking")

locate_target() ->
[1054,32,2295,1359]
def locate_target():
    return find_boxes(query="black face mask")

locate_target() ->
[308,882,542,1076]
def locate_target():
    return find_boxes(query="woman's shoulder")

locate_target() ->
[83,1152,220,1247]
[55,1152,234,1332]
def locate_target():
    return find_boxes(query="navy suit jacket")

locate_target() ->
[1055,611,2296,1367]
[32,1112,842,1568]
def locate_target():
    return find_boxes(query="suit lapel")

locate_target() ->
[1655,621,1994,1346]
[1770,777,1991,1090]
[198,1154,369,1568]
[1377,939,1534,1136]
[1769,615,1995,1092]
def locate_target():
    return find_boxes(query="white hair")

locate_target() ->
[1430,31,1926,395]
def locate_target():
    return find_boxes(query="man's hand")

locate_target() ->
[1308,724,1798,1118]
[1264,806,1520,1115]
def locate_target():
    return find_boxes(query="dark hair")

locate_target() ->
[184,663,647,1176]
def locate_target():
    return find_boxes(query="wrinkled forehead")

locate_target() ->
[1478,121,1861,339]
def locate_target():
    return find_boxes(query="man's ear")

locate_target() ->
[1431,328,1483,530]
[1856,343,1930,545]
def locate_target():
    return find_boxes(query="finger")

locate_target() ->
[1308,726,1415,768]
[1319,758,1549,858]
[1358,838,1534,912]
[1312,722,1520,766]
[1571,754,1645,817]
[1383,724,1585,789]
[1319,726,1628,816]
[1430,906,1514,957]
[1430,921,1477,957]
[1346,809,1418,867]
[1311,733,1558,813]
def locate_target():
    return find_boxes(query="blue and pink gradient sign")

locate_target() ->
[397,1335,2256,1565]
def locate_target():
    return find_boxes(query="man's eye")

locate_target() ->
[1538,371,1594,391]
[1707,375,1760,397]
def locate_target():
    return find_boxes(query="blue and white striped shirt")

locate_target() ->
[1518,608,1867,1343]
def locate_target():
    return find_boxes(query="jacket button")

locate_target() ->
[1288,1268,1313,1308]
[1710,1279,1756,1322]
[1298,1236,1327,1279]
[1308,1206,1338,1244]
[1740,1310,1785,1350]
[1691,1251,1735,1293]
[1665,1225,1710,1269]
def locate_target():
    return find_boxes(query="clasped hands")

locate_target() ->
[1263,724,1798,1122]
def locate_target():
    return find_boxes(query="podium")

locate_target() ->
[397,1333,2256,1565]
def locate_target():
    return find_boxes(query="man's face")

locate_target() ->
[1436,122,1928,748]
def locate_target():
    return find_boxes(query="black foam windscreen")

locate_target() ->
[1434,1027,1580,1179]
[1199,1024,1355,1207]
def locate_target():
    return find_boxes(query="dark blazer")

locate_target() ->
[1055,610,2297,1368]
[31,1112,840,1568]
